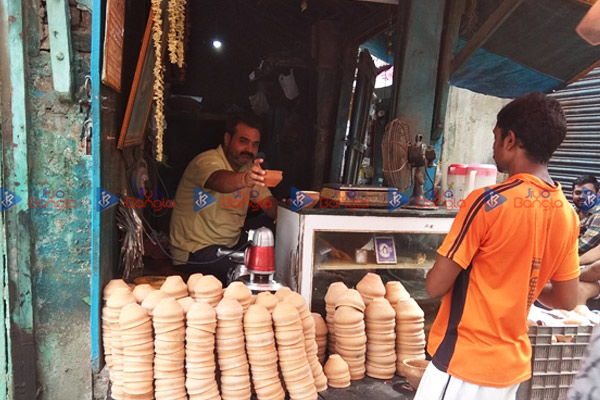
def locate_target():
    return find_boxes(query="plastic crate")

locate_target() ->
[516,325,593,400]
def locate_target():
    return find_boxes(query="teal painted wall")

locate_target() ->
[24,0,93,398]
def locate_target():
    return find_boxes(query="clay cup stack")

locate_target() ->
[215,298,251,400]
[284,293,328,392]
[223,282,253,313]
[334,289,367,380]
[324,282,349,355]
[119,303,154,400]
[185,302,221,400]
[153,298,187,400]
[395,297,426,372]
[364,297,397,379]
[254,292,279,313]
[243,304,285,400]
[323,355,351,388]
[272,302,318,400]
[356,273,386,306]
[160,275,189,300]
[384,281,411,308]
[191,275,224,307]
[105,287,137,400]
[311,313,328,364]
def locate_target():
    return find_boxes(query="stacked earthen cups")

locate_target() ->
[284,293,327,391]
[334,289,367,380]
[272,302,318,400]
[177,297,196,314]
[186,302,221,400]
[161,275,189,300]
[119,303,154,400]
[356,273,386,307]
[323,355,351,388]
[324,282,349,355]
[312,313,328,364]
[274,286,293,301]
[243,304,285,400]
[254,292,279,313]
[395,297,426,372]
[223,282,253,313]
[187,273,204,294]
[215,298,251,400]
[103,279,131,381]
[105,287,137,400]
[141,290,169,316]
[384,281,410,308]
[153,298,187,400]
[133,284,155,304]
[364,297,397,379]
[191,275,223,307]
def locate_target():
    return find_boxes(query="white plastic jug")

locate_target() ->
[447,164,468,207]
[465,164,498,195]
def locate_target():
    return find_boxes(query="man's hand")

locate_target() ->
[243,158,266,188]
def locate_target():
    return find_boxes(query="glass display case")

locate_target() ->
[274,205,457,314]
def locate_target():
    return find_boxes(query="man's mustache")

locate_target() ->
[240,152,254,158]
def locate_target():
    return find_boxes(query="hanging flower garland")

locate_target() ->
[151,0,187,163]
[168,0,186,68]
[151,0,166,162]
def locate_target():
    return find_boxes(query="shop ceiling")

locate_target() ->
[184,0,600,100]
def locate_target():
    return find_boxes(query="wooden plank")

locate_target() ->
[46,0,73,94]
[90,0,103,372]
[567,59,600,85]
[348,7,398,46]
[1,0,36,397]
[329,44,359,183]
[317,258,434,271]
[101,0,125,92]
[0,4,10,399]
[450,0,526,75]
[431,0,467,142]
[392,0,445,144]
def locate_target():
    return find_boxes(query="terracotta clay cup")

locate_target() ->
[398,358,430,389]
[263,170,283,187]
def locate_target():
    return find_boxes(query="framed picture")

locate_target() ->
[374,236,397,264]
[118,0,168,149]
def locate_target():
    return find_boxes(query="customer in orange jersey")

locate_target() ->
[414,92,580,400]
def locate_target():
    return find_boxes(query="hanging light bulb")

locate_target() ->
[212,39,222,49]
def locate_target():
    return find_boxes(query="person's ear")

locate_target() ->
[505,130,519,150]
[224,132,232,146]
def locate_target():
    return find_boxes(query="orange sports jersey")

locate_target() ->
[428,173,580,387]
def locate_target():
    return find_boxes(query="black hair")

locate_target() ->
[496,92,567,164]
[573,174,600,192]
[225,112,262,138]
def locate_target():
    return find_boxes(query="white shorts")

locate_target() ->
[413,363,520,400]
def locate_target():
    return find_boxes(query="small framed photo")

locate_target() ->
[374,236,396,264]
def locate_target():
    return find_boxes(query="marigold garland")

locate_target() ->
[168,0,186,68]
[151,0,165,162]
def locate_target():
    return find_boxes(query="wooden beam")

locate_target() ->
[348,6,397,45]
[0,0,36,397]
[431,0,467,142]
[350,0,398,4]
[46,0,73,95]
[568,58,600,85]
[450,0,525,75]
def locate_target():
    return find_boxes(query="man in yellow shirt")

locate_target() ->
[170,113,277,284]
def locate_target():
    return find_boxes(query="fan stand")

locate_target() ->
[405,167,437,209]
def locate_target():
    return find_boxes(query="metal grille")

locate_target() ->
[548,68,600,199]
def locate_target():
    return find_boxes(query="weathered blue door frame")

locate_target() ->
[90,0,102,372]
